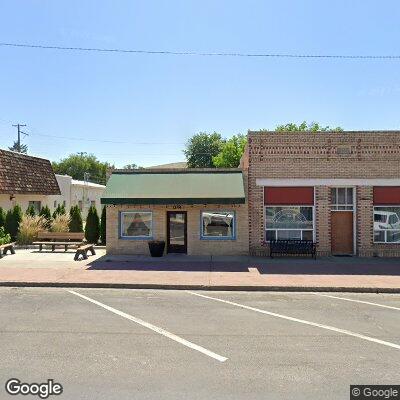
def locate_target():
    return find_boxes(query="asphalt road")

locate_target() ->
[0,288,399,400]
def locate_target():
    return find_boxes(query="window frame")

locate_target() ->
[200,210,236,240]
[264,205,315,242]
[119,211,153,240]
[330,187,354,211]
[373,206,400,244]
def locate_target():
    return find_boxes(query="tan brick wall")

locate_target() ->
[106,203,248,256]
[248,131,400,256]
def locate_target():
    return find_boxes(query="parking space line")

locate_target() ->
[314,293,400,311]
[187,291,400,351]
[67,290,227,363]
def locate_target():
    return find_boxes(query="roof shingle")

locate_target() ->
[0,149,60,195]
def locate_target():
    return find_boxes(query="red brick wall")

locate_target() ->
[247,131,400,256]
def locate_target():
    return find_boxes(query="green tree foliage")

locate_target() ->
[100,206,106,245]
[5,205,22,241]
[69,205,83,232]
[9,141,28,153]
[85,206,100,244]
[52,204,66,219]
[0,207,5,229]
[26,204,36,217]
[275,121,343,132]
[123,163,141,170]
[39,205,52,229]
[183,132,224,168]
[52,153,114,185]
[0,227,11,245]
[212,134,247,168]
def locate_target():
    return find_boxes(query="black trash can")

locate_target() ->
[148,240,165,257]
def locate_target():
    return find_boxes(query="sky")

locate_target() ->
[0,0,400,168]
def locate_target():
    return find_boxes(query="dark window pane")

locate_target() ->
[302,230,313,240]
[265,230,276,241]
[121,212,152,237]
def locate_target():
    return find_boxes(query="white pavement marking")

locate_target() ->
[187,291,400,351]
[314,293,400,311]
[68,290,227,363]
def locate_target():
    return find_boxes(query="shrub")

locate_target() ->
[39,205,52,229]
[0,207,5,229]
[5,205,22,241]
[0,226,11,245]
[50,214,70,232]
[85,206,100,244]
[26,204,36,217]
[69,205,83,232]
[100,206,106,245]
[17,215,46,245]
[52,204,66,219]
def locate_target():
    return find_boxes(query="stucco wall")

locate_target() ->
[106,203,248,256]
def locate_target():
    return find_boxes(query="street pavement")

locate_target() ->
[0,288,399,399]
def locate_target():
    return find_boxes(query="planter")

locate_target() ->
[148,240,165,257]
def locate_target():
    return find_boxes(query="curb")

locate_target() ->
[0,281,399,293]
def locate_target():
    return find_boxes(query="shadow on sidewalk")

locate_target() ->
[85,254,400,276]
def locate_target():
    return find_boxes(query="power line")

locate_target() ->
[1,42,400,59]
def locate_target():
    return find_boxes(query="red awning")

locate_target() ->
[264,187,314,205]
[373,187,400,205]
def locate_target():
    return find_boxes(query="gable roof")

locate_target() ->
[0,149,60,195]
[101,169,245,205]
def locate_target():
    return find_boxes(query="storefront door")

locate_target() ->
[167,211,187,253]
[330,187,354,255]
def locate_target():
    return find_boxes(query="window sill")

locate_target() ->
[119,236,154,241]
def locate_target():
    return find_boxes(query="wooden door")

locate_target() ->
[331,211,354,255]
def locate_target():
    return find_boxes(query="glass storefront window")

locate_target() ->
[265,206,314,241]
[120,211,152,238]
[374,206,400,243]
[201,211,235,239]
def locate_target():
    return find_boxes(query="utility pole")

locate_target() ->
[12,124,27,152]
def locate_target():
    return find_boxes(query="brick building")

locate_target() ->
[102,169,248,256]
[246,131,400,257]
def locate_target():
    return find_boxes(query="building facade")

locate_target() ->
[102,169,248,256]
[246,131,400,257]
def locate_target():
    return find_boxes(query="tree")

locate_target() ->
[123,163,140,170]
[5,205,22,241]
[9,141,28,153]
[69,205,83,232]
[275,121,343,132]
[0,207,5,229]
[39,205,52,229]
[213,134,247,168]
[100,206,106,245]
[52,153,114,185]
[85,206,100,244]
[26,204,36,217]
[183,132,224,168]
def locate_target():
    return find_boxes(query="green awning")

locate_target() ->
[101,170,246,205]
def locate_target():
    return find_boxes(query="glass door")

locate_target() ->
[167,211,187,253]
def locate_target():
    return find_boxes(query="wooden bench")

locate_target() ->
[74,244,96,261]
[0,242,16,259]
[33,232,85,252]
[269,239,316,259]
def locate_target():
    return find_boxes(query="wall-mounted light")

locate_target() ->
[9,194,15,201]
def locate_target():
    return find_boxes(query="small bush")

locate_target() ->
[0,226,11,245]
[5,205,22,241]
[100,206,106,245]
[0,207,5,229]
[17,215,46,245]
[39,206,52,229]
[50,214,70,232]
[26,204,36,217]
[85,206,100,244]
[69,205,83,232]
[52,204,66,219]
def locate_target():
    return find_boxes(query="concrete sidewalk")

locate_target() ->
[0,249,399,292]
